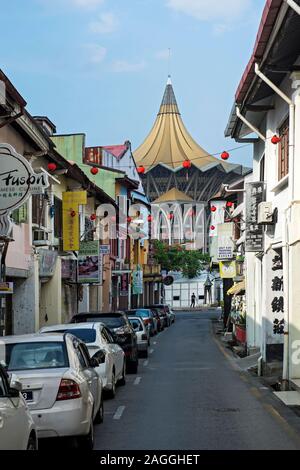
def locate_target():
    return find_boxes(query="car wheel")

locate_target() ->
[118,363,126,386]
[78,421,94,450]
[27,435,37,450]
[94,397,104,424]
[107,371,116,399]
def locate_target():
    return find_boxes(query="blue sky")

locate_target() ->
[1,0,266,168]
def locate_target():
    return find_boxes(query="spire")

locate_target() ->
[158,76,180,115]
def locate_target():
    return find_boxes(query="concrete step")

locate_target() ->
[274,391,300,406]
[291,379,300,392]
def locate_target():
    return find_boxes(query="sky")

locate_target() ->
[1,0,266,168]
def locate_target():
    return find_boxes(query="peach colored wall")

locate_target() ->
[6,223,31,271]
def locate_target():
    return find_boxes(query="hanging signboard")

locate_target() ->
[264,248,284,362]
[99,244,111,255]
[0,144,49,237]
[219,260,237,279]
[61,259,77,282]
[39,250,58,277]
[245,182,266,252]
[62,191,87,251]
[120,273,129,296]
[132,265,143,295]
[217,223,234,260]
[78,241,100,283]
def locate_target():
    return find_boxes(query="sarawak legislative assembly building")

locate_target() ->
[133,77,251,249]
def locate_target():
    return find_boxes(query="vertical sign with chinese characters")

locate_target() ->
[265,248,284,360]
[62,191,87,251]
[245,182,266,252]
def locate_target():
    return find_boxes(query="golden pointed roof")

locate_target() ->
[134,76,224,171]
[152,188,194,204]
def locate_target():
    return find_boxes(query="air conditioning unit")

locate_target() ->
[258,202,273,225]
[33,229,51,247]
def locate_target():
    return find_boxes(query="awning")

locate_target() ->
[227,280,245,296]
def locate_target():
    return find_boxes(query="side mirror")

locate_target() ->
[92,350,106,365]
[9,374,22,392]
[90,357,100,368]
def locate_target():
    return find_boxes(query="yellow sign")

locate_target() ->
[62,191,87,251]
[219,261,237,279]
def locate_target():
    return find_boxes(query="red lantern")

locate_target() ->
[188,208,195,217]
[70,210,76,218]
[221,151,230,160]
[90,214,97,221]
[47,162,57,172]
[226,201,233,208]
[147,215,153,222]
[211,205,217,212]
[127,216,132,223]
[137,166,145,174]
[182,160,192,169]
[111,215,116,222]
[90,167,99,175]
[210,225,215,231]
[168,213,174,220]
[271,135,281,145]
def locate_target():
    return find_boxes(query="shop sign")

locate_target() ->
[132,265,143,295]
[62,191,87,251]
[99,244,110,255]
[0,282,13,294]
[0,144,49,237]
[217,223,234,260]
[39,250,58,277]
[219,260,237,279]
[245,182,266,252]
[78,241,100,284]
[265,248,285,346]
[61,259,77,282]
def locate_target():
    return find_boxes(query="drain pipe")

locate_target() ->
[284,0,300,15]
[254,63,295,389]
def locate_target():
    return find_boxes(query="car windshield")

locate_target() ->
[46,329,96,344]
[99,317,126,328]
[128,309,150,318]
[4,342,69,371]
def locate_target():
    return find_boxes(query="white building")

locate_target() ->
[225,0,300,388]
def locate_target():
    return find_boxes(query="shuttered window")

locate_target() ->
[278,119,289,180]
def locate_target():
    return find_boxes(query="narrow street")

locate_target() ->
[94,310,300,450]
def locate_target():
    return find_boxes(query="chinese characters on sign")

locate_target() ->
[245,182,266,252]
[266,249,285,347]
[217,223,234,260]
[62,191,87,251]
[78,241,100,284]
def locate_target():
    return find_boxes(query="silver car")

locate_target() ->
[128,317,149,358]
[1,333,103,449]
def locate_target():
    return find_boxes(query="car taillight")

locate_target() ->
[144,318,150,324]
[141,334,148,340]
[56,379,81,401]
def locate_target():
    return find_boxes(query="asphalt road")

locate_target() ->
[94,309,300,450]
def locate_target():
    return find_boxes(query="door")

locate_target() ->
[102,327,123,379]
[0,368,27,450]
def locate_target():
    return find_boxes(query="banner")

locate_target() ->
[219,261,237,279]
[120,273,129,296]
[217,223,234,260]
[62,191,87,251]
[78,241,100,283]
[132,265,143,295]
[245,182,265,252]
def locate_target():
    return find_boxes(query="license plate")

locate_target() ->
[22,390,33,401]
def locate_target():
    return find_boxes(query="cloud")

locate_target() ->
[155,49,171,61]
[166,0,251,22]
[112,60,147,73]
[85,44,107,63]
[89,12,119,34]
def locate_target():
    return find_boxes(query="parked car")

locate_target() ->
[71,312,139,374]
[149,308,163,332]
[0,364,38,450]
[125,309,157,336]
[128,317,149,358]
[168,307,176,324]
[144,305,169,328]
[40,322,126,398]
[1,333,103,449]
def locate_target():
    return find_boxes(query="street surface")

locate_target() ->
[94,310,300,450]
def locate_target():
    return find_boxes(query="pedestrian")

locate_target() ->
[190,293,196,309]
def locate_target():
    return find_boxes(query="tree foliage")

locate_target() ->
[153,241,210,279]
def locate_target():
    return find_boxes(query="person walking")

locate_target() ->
[190,293,196,309]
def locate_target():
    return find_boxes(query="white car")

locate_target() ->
[128,317,149,358]
[0,364,38,450]
[40,322,126,398]
[1,333,103,449]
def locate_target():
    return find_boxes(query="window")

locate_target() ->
[5,342,69,371]
[278,119,289,180]
[32,194,46,227]
[0,369,8,397]
[260,155,265,182]
[54,197,62,239]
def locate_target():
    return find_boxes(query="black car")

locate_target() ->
[70,312,139,373]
